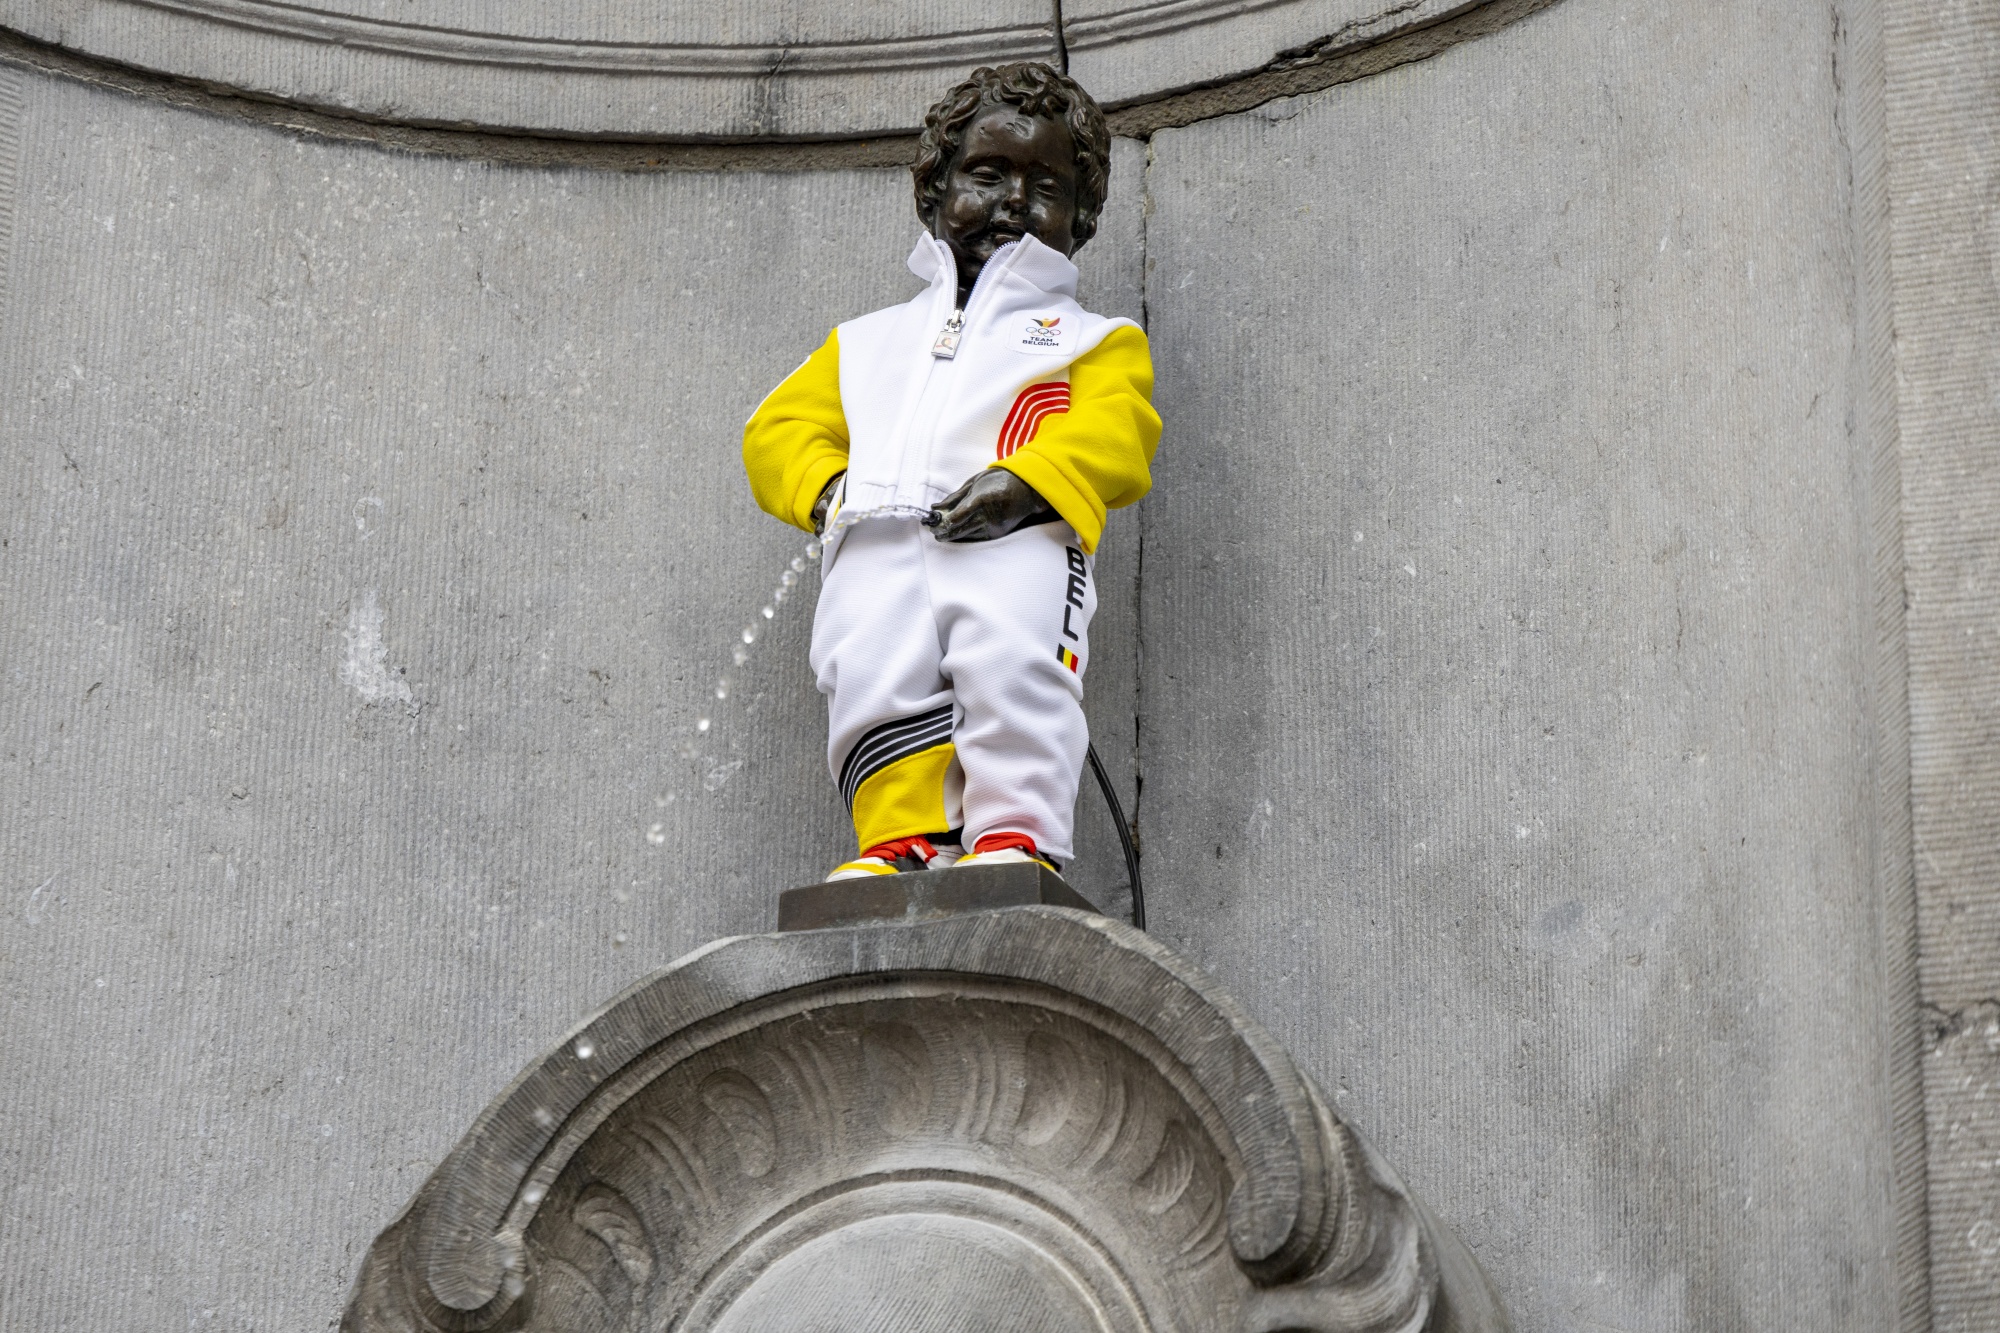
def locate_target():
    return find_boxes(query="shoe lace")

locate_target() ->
[860,836,941,870]
[971,832,1039,859]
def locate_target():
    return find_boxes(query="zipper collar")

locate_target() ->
[904,232,1081,317]
[959,237,1021,324]
[934,240,1017,360]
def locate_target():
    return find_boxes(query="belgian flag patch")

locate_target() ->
[1056,645,1081,673]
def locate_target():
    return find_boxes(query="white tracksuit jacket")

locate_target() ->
[750,233,1154,863]
[822,233,1138,552]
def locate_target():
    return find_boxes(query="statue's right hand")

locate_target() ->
[810,472,845,536]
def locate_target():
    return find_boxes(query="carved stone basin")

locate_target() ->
[341,897,1509,1332]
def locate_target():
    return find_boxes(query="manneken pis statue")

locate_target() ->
[742,62,1161,882]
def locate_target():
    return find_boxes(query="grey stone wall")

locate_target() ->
[0,69,1142,1331]
[1,0,1992,1328]
[1138,0,1907,1327]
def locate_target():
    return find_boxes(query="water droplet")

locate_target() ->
[93,977,107,989]
[321,1124,334,1137]
[522,1182,547,1206]
[696,716,711,733]
[781,569,798,587]
[613,931,629,946]
[574,1038,595,1060]
[702,759,745,792]
[760,605,775,619]
[532,1105,556,1129]
[646,822,666,844]
[806,539,822,560]
[732,647,749,666]
[772,586,788,604]
[741,625,759,644]
[714,680,729,699]
[789,556,806,573]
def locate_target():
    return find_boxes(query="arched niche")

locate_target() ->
[5,0,1504,139]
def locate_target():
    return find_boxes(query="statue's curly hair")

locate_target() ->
[912,63,1111,249]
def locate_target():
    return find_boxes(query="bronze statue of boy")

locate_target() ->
[744,62,1159,882]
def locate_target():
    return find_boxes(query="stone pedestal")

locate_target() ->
[341,902,1509,1332]
[776,861,1099,931]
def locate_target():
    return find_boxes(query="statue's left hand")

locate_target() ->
[926,469,1058,543]
[810,471,845,536]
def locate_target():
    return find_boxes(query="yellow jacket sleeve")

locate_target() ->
[993,324,1160,553]
[742,329,849,532]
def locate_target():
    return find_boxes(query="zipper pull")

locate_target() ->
[931,308,963,359]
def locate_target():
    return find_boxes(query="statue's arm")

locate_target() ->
[743,328,849,533]
[988,324,1159,553]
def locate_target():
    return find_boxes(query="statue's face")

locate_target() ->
[933,105,1080,286]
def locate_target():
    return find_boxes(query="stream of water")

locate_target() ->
[645,536,823,846]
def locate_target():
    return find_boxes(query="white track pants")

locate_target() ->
[811,516,1095,861]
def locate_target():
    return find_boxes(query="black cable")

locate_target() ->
[1085,742,1144,930]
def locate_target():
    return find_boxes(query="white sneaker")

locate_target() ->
[825,836,958,881]
[825,856,900,881]
[952,845,1057,873]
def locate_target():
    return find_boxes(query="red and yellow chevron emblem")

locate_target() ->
[997,381,1071,458]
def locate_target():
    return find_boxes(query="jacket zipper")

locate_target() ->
[931,308,963,359]
[882,239,1021,512]
[932,238,1015,358]
[878,245,960,505]
[893,242,1015,496]
[915,246,1016,481]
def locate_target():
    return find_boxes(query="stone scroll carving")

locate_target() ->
[341,908,1509,1333]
